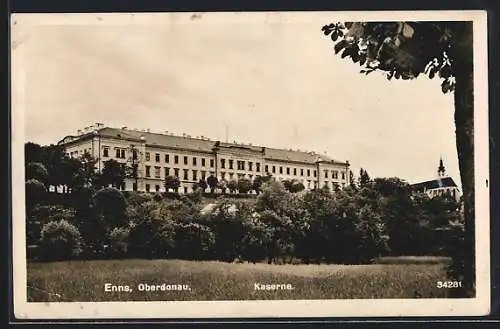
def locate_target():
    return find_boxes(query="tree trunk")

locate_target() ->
[452,62,475,297]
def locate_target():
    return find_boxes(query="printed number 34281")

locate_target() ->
[436,281,463,288]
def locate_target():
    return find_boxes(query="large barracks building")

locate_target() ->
[58,123,351,194]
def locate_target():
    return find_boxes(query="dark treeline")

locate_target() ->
[25,143,463,265]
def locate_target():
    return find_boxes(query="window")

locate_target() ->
[165,167,170,177]
[183,169,189,180]
[279,167,283,174]
[202,158,206,167]
[221,159,226,169]
[193,157,197,166]
[272,166,276,174]
[154,166,161,178]
[307,169,311,177]
[121,150,125,158]
[332,171,338,179]
[145,184,150,192]
[184,187,188,194]
[145,165,151,177]
[229,159,234,169]
[293,168,297,176]
[145,152,150,161]
[341,172,346,180]
[314,170,317,177]
[103,147,109,157]
[300,169,304,176]
[229,172,234,179]
[132,183,137,191]
[265,165,269,172]
[192,170,197,181]
[256,163,260,172]
[174,155,179,164]
[324,170,329,178]
[116,149,121,158]
[155,185,160,192]
[209,171,215,175]
[201,171,206,179]
[184,156,188,165]
[249,174,253,180]
[248,162,253,171]
[220,172,225,179]
[286,167,290,175]
[210,159,214,167]
[132,150,138,160]
[174,168,179,177]
[165,154,169,163]
[155,153,160,162]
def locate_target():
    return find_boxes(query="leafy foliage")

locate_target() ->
[39,220,82,261]
[237,178,253,194]
[164,175,180,192]
[206,175,219,193]
[91,187,128,230]
[100,159,126,189]
[26,162,49,184]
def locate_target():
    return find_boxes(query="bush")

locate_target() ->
[39,220,82,261]
[26,179,47,210]
[107,227,130,258]
[173,223,215,260]
[27,205,76,245]
[128,218,176,259]
[91,187,128,230]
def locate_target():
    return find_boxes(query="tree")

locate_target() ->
[206,175,219,193]
[237,178,253,194]
[227,179,238,194]
[358,168,371,188]
[91,187,128,231]
[164,175,180,192]
[349,170,357,189]
[196,179,208,192]
[125,144,141,191]
[322,21,474,295]
[25,142,44,164]
[283,179,306,193]
[217,178,228,194]
[101,159,125,189]
[25,179,47,212]
[26,162,49,184]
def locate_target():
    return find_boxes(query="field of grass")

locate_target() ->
[27,259,452,302]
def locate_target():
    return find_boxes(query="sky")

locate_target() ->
[13,12,461,188]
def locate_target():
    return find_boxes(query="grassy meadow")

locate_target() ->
[27,258,452,302]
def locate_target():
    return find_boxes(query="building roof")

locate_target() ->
[411,177,458,190]
[59,126,348,166]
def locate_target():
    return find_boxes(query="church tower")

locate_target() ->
[437,157,446,177]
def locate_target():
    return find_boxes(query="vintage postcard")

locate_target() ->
[10,10,490,319]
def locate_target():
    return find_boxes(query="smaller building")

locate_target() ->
[411,158,461,202]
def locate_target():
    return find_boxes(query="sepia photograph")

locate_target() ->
[10,11,490,318]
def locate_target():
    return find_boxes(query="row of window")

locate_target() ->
[102,147,346,181]
[429,188,457,198]
[145,166,216,181]
[144,184,190,194]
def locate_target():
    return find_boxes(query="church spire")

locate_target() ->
[437,157,446,177]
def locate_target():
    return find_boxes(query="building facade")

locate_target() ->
[58,123,351,193]
[411,158,461,202]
